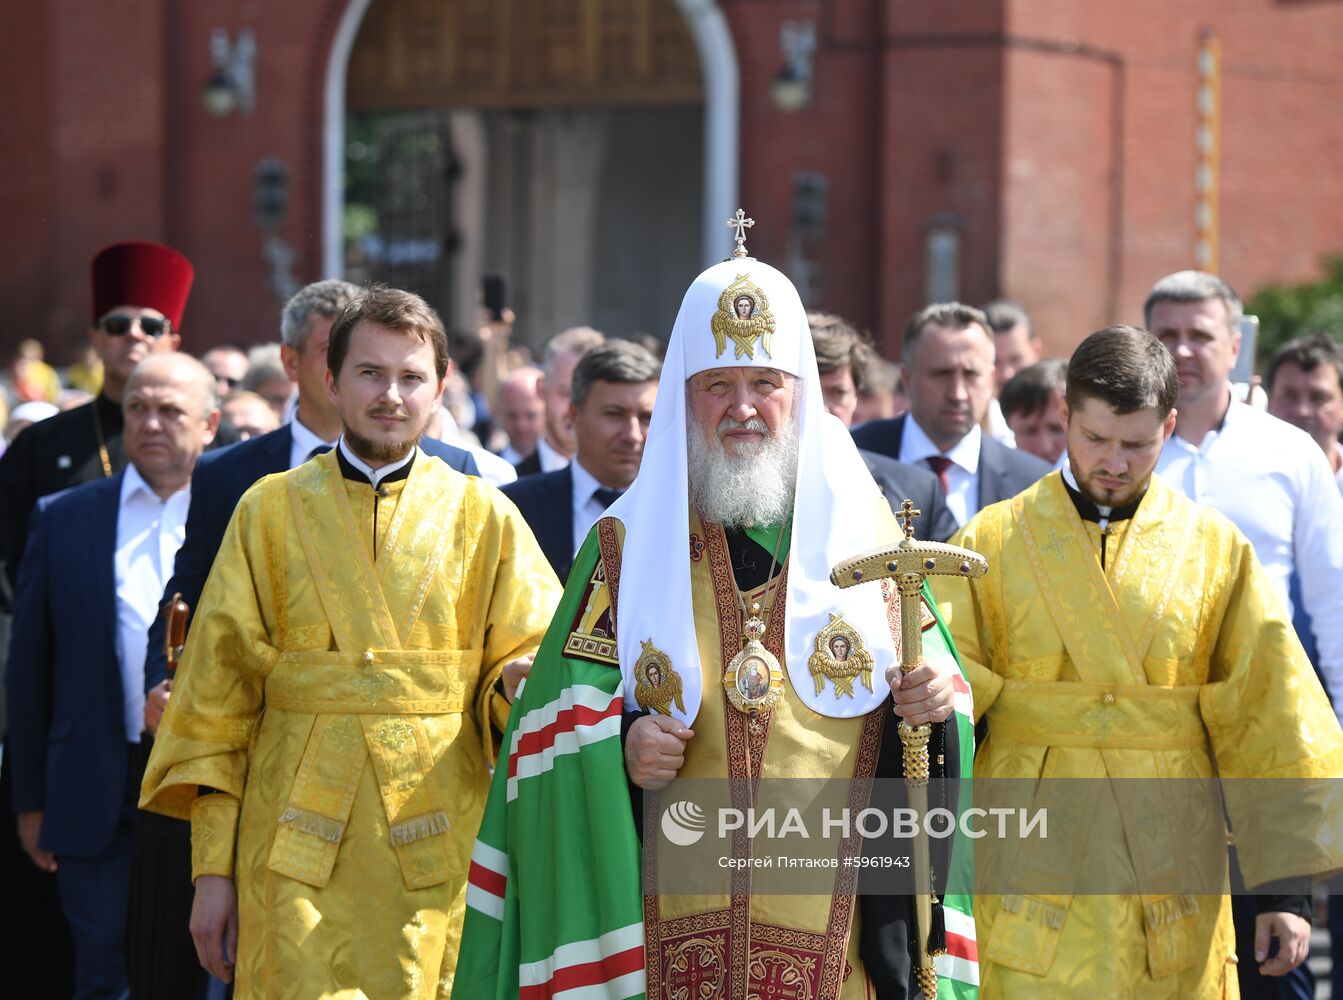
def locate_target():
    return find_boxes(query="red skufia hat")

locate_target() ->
[90,241,195,331]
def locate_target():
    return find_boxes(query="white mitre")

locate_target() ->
[608,225,901,724]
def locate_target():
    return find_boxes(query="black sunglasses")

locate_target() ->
[100,313,171,338]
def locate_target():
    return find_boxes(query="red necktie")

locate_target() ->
[925,455,953,495]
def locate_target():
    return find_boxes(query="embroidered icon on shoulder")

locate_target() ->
[564,560,619,666]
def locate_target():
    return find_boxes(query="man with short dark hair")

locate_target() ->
[129,281,479,1000]
[808,310,956,540]
[140,285,560,995]
[1267,333,1343,489]
[852,302,1050,527]
[999,358,1069,465]
[502,340,660,582]
[938,324,1343,997]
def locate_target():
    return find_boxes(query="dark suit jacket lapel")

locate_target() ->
[264,424,294,475]
[92,472,124,655]
[549,467,575,578]
[892,414,907,458]
[977,436,1004,511]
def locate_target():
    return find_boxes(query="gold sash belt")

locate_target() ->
[993,679,1206,750]
[263,648,479,715]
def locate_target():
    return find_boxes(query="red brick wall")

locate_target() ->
[5,0,1343,365]
[726,0,884,337]
[0,2,56,350]
[1004,0,1343,356]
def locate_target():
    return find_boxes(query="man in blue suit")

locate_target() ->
[852,302,1050,528]
[502,340,659,582]
[6,354,221,999]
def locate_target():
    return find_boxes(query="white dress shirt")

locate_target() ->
[115,466,190,742]
[288,414,337,471]
[986,397,1017,447]
[537,436,570,473]
[1157,393,1343,722]
[899,417,983,527]
[569,459,620,557]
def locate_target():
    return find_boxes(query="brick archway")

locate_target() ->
[318,0,739,279]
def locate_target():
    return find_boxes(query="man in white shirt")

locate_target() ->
[502,340,660,581]
[512,326,606,477]
[852,302,1050,526]
[5,354,219,999]
[1148,271,1343,721]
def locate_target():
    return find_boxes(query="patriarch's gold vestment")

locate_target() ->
[140,450,560,999]
[935,471,1343,999]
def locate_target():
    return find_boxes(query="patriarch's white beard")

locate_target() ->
[687,415,799,528]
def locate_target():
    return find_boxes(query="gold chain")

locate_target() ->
[89,401,113,478]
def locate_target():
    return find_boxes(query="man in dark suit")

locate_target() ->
[0,239,194,1000]
[852,302,1050,527]
[6,354,220,999]
[809,311,957,542]
[502,340,659,582]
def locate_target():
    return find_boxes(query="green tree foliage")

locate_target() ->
[1246,257,1343,369]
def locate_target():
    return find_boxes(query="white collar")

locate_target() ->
[1174,384,1242,449]
[121,463,188,506]
[904,415,982,474]
[289,413,335,458]
[569,457,601,502]
[337,436,416,488]
[537,436,570,472]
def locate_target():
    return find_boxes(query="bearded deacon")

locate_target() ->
[935,326,1343,998]
[139,286,561,997]
[456,232,980,999]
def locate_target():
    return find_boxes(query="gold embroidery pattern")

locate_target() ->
[634,638,686,716]
[807,612,876,698]
[376,718,416,752]
[710,274,776,359]
[564,560,618,666]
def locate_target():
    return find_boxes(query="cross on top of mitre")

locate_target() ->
[727,208,755,258]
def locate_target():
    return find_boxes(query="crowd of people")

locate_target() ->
[1,231,1342,1000]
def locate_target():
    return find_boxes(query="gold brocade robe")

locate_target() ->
[598,511,889,1000]
[139,450,561,999]
[934,471,1343,999]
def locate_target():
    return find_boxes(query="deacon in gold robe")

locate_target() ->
[139,286,560,999]
[935,325,1343,999]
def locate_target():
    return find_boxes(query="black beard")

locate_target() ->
[343,425,421,465]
